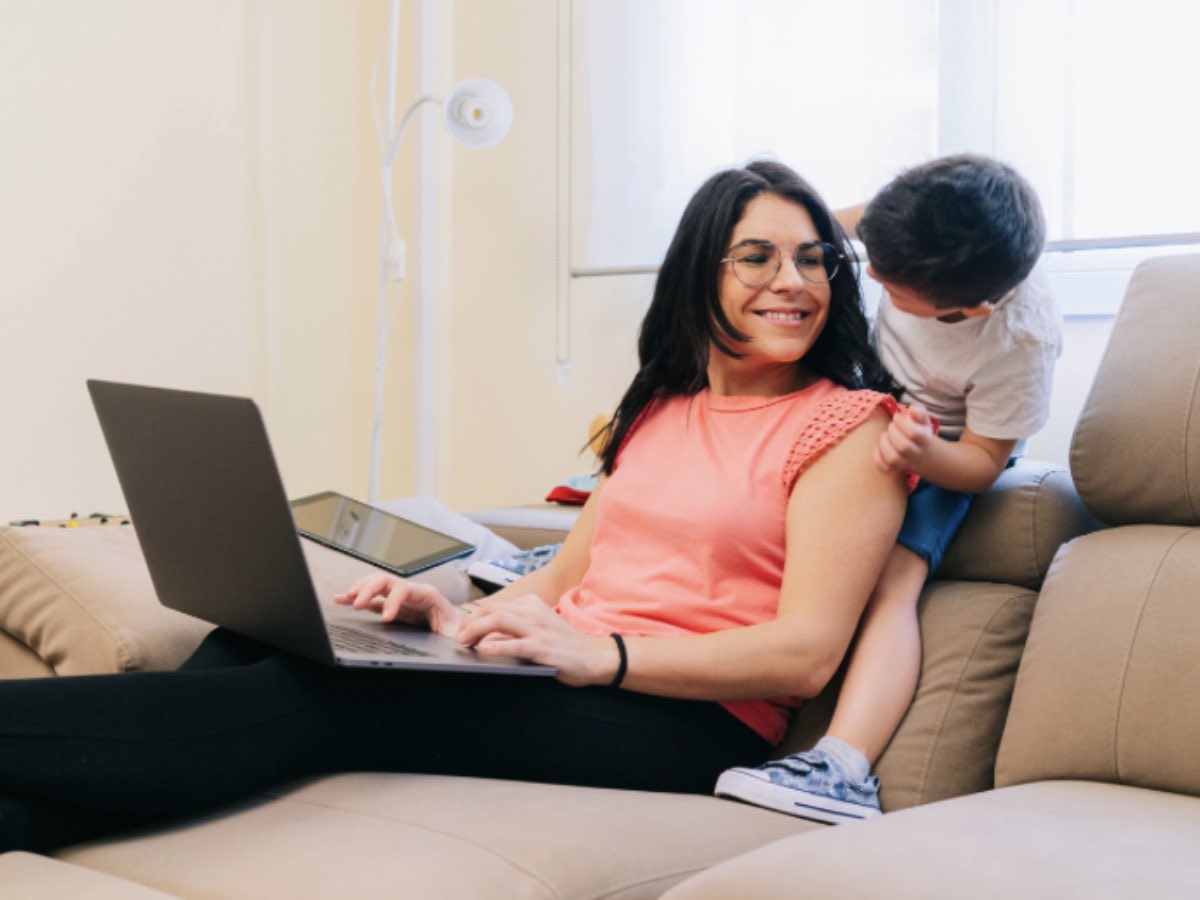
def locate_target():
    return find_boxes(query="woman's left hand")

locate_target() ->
[456,595,618,688]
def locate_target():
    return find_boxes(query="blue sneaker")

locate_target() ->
[466,543,562,593]
[714,750,881,824]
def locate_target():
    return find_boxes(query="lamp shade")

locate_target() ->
[442,78,513,149]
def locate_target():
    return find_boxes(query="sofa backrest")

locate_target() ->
[1071,253,1200,526]
[997,253,1200,795]
[936,460,1099,591]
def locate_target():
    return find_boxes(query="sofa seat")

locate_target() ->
[0,851,178,899]
[664,780,1200,899]
[52,773,814,899]
[0,456,1099,897]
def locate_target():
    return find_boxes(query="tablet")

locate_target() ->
[290,491,475,577]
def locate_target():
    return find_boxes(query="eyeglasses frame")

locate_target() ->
[720,239,843,287]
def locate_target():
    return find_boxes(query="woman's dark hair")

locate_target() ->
[857,154,1046,308]
[596,159,898,475]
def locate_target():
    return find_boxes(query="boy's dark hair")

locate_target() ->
[857,154,1046,309]
[595,159,900,475]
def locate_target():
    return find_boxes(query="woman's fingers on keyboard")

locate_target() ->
[332,575,454,631]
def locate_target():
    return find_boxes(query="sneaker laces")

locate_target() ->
[765,751,826,778]
[761,751,879,792]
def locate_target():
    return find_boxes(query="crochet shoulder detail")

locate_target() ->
[783,391,917,493]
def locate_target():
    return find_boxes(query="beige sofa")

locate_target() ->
[0,254,1196,898]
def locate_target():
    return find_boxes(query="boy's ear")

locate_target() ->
[961,301,995,319]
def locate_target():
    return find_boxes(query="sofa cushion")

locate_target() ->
[0,525,453,677]
[58,774,813,900]
[1070,253,1200,526]
[784,579,1037,812]
[0,630,52,679]
[937,461,1101,591]
[997,525,1200,795]
[661,781,1200,899]
[0,526,212,676]
[0,850,178,899]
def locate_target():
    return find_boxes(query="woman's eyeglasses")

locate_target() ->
[721,240,842,287]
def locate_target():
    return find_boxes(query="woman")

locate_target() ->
[0,161,907,852]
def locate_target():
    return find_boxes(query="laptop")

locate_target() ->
[87,379,555,676]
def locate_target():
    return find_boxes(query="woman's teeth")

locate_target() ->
[759,310,806,321]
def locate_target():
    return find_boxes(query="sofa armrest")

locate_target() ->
[0,526,212,676]
[465,504,579,549]
[0,524,404,677]
[938,459,1104,591]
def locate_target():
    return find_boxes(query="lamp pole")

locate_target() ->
[366,1,510,504]
[414,0,438,498]
[368,0,403,504]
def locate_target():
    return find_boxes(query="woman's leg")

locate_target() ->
[0,630,336,817]
[0,629,768,851]
[0,794,143,854]
[0,629,337,851]
[328,669,769,794]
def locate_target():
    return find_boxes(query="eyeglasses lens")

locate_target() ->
[729,243,838,286]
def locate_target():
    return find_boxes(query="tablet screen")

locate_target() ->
[290,491,475,576]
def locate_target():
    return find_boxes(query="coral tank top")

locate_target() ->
[556,380,904,743]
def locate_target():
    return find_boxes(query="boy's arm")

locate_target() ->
[833,202,868,241]
[910,427,1015,493]
[875,406,1015,493]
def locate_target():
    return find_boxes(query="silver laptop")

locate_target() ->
[87,379,555,676]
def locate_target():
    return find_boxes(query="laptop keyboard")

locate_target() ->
[328,623,433,657]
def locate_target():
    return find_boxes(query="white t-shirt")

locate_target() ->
[873,266,1062,442]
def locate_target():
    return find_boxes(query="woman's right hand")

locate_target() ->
[333,575,462,638]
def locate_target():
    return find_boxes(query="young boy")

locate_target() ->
[714,154,1063,823]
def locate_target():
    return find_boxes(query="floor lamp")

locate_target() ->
[369,1,513,503]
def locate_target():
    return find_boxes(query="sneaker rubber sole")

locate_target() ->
[714,767,881,825]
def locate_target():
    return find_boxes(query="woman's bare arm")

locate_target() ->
[593,410,906,699]
[458,411,907,697]
[481,475,606,607]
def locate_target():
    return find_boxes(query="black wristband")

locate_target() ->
[609,633,628,688]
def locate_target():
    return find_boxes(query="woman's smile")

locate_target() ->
[754,307,813,327]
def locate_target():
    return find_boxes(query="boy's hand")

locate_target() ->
[875,404,937,475]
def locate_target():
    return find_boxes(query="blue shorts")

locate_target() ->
[897,456,1020,576]
[895,481,974,577]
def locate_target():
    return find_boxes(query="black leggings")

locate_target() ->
[0,629,769,851]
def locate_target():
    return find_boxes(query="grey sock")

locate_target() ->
[813,736,871,784]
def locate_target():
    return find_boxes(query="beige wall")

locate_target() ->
[0,0,388,520]
[0,0,1114,524]
[440,0,648,511]
[0,0,596,523]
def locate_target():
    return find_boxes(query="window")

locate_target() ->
[570,0,1200,276]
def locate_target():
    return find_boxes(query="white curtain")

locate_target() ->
[572,0,1200,272]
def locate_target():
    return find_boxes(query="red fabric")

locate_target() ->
[544,484,592,506]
